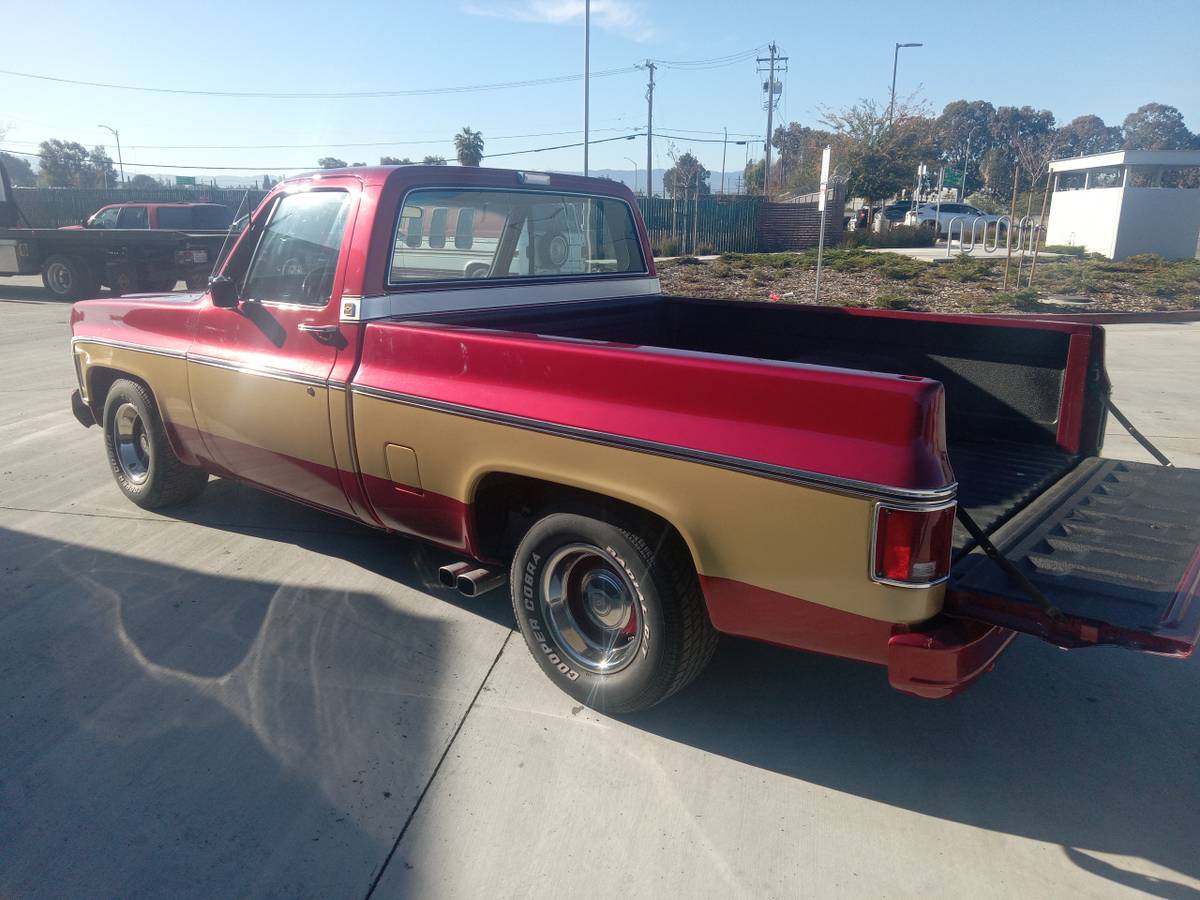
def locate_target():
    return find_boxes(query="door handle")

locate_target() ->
[297,323,342,345]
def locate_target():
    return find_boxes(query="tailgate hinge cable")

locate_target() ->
[955,506,1061,620]
[1106,398,1173,467]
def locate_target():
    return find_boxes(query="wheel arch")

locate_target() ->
[82,365,198,467]
[467,470,703,576]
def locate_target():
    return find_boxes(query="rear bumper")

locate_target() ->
[887,618,1017,699]
[70,389,96,428]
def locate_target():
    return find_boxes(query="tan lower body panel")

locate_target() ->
[352,393,944,624]
[74,342,200,451]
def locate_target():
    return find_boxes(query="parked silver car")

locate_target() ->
[905,202,1005,236]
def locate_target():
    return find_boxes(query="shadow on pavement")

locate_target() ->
[0,525,462,899]
[163,477,516,631]
[627,633,1200,896]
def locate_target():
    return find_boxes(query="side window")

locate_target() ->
[240,190,350,306]
[428,208,448,249]
[455,208,475,249]
[89,207,121,228]
[117,206,148,228]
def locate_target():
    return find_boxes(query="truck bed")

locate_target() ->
[428,293,1094,543]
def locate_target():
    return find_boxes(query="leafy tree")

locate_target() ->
[128,173,162,189]
[454,128,485,166]
[261,175,276,190]
[1057,114,1123,157]
[89,147,118,188]
[742,159,764,194]
[380,156,414,165]
[979,106,1055,198]
[1122,103,1196,151]
[935,100,996,196]
[662,151,710,198]
[821,98,935,208]
[770,122,837,195]
[422,155,448,166]
[0,151,37,186]
[351,162,366,166]
[38,140,94,187]
[317,157,348,169]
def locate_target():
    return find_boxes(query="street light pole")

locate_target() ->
[623,156,639,194]
[889,42,923,124]
[98,124,125,186]
[583,0,590,177]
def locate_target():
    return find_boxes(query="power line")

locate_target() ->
[650,47,765,69]
[0,127,640,151]
[0,65,641,99]
[1,132,645,171]
[482,133,639,159]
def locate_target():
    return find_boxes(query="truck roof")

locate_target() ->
[282,164,638,201]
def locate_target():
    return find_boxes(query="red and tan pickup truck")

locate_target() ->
[68,165,1200,712]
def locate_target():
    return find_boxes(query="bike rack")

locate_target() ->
[983,215,1011,253]
[946,216,969,256]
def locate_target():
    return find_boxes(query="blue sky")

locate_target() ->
[1,0,1197,186]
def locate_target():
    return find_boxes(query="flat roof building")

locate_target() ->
[1045,150,1200,260]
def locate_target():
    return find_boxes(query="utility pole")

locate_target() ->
[583,0,590,177]
[720,128,728,195]
[643,60,656,197]
[757,43,787,197]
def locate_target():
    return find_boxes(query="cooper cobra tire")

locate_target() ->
[102,379,208,509]
[510,511,718,713]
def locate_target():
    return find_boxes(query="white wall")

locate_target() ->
[1115,188,1200,259]
[1045,187,1122,256]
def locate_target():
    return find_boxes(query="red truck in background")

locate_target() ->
[0,162,230,297]
[66,164,1200,712]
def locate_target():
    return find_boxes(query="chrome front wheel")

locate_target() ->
[109,401,151,484]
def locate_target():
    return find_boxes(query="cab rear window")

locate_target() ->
[389,188,645,284]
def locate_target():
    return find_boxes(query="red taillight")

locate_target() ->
[873,504,956,585]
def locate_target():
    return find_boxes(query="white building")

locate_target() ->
[1045,150,1200,260]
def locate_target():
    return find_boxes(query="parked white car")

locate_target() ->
[905,203,1005,236]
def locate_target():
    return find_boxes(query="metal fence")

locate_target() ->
[13,187,267,228]
[636,196,763,255]
[16,187,827,256]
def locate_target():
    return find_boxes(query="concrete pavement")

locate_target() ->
[2,280,1199,898]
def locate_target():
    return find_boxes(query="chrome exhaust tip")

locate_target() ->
[456,567,506,597]
[438,561,473,588]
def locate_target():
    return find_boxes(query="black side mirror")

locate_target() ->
[209,275,239,308]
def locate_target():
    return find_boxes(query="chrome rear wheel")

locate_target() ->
[540,543,642,673]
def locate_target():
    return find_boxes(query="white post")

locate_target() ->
[814,145,832,302]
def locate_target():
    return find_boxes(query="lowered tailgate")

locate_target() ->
[948,457,1200,656]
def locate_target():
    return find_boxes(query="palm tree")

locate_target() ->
[454,128,485,167]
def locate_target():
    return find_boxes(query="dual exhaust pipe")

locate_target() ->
[438,561,506,597]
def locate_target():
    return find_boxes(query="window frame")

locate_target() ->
[115,206,148,229]
[385,186,648,291]
[230,187,352,310]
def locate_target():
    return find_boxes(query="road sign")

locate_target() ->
[943,168,962,188]
[817,145,831,211]
[175,175,197,186]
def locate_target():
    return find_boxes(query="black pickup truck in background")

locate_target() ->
[0,160,229,298]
